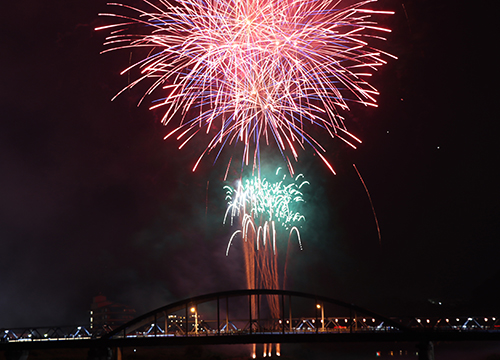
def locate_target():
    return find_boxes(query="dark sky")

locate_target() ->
[0,0,497,328]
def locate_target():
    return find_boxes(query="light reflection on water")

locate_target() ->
[114,341,500,359]
[19,342,500,359]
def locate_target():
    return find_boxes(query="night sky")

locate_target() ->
[1,0,497,329]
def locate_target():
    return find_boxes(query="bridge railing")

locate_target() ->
[396,316,500,331]
[3,315,499,344]
[0,325,110,343]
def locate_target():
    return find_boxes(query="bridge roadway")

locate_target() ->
[2,327,500,351]
[1,289,500,357]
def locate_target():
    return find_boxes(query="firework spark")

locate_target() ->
[223,168,308,257]
[223,168,307,301]
[223,168,308,329]
[97,0,395,173]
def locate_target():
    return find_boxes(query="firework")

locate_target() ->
[223,168,307,293]
[223,168,308,256]
[97,0,395,173]
[223,168,308,335]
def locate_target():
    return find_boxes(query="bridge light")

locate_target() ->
[190,307,196,313]
[363,318,366,322]
[485,318,488,322]
[372,319,376,322]
[446,319,449,322]
[456,318,460,322]
[493,318,497,321]
[417,319,421,323]
[316,304,321,309]
[426,319,430,324]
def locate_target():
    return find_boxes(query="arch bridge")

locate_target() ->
[102,289,408,345]
[2,289,500,360]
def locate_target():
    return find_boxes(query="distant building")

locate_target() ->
[90,295,136,329]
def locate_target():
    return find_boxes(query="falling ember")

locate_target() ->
[224,168,308,357]
[97,0,395,173]
[353,163,381,244]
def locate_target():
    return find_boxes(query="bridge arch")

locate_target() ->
[103,289,409,340]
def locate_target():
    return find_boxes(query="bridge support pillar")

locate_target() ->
[87,347,113,360]
[418,341,434,360]
[4,350,29,360]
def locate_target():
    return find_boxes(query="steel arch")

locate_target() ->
[103,289,410,340]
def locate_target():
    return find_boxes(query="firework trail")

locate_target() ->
[223,168,308,323]
[97,0,395,173]
[353,163,381,244]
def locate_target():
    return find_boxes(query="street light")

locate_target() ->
[190,306,198,334]
[316,304,324,332]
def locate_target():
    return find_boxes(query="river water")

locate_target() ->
[8,341,500,359]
